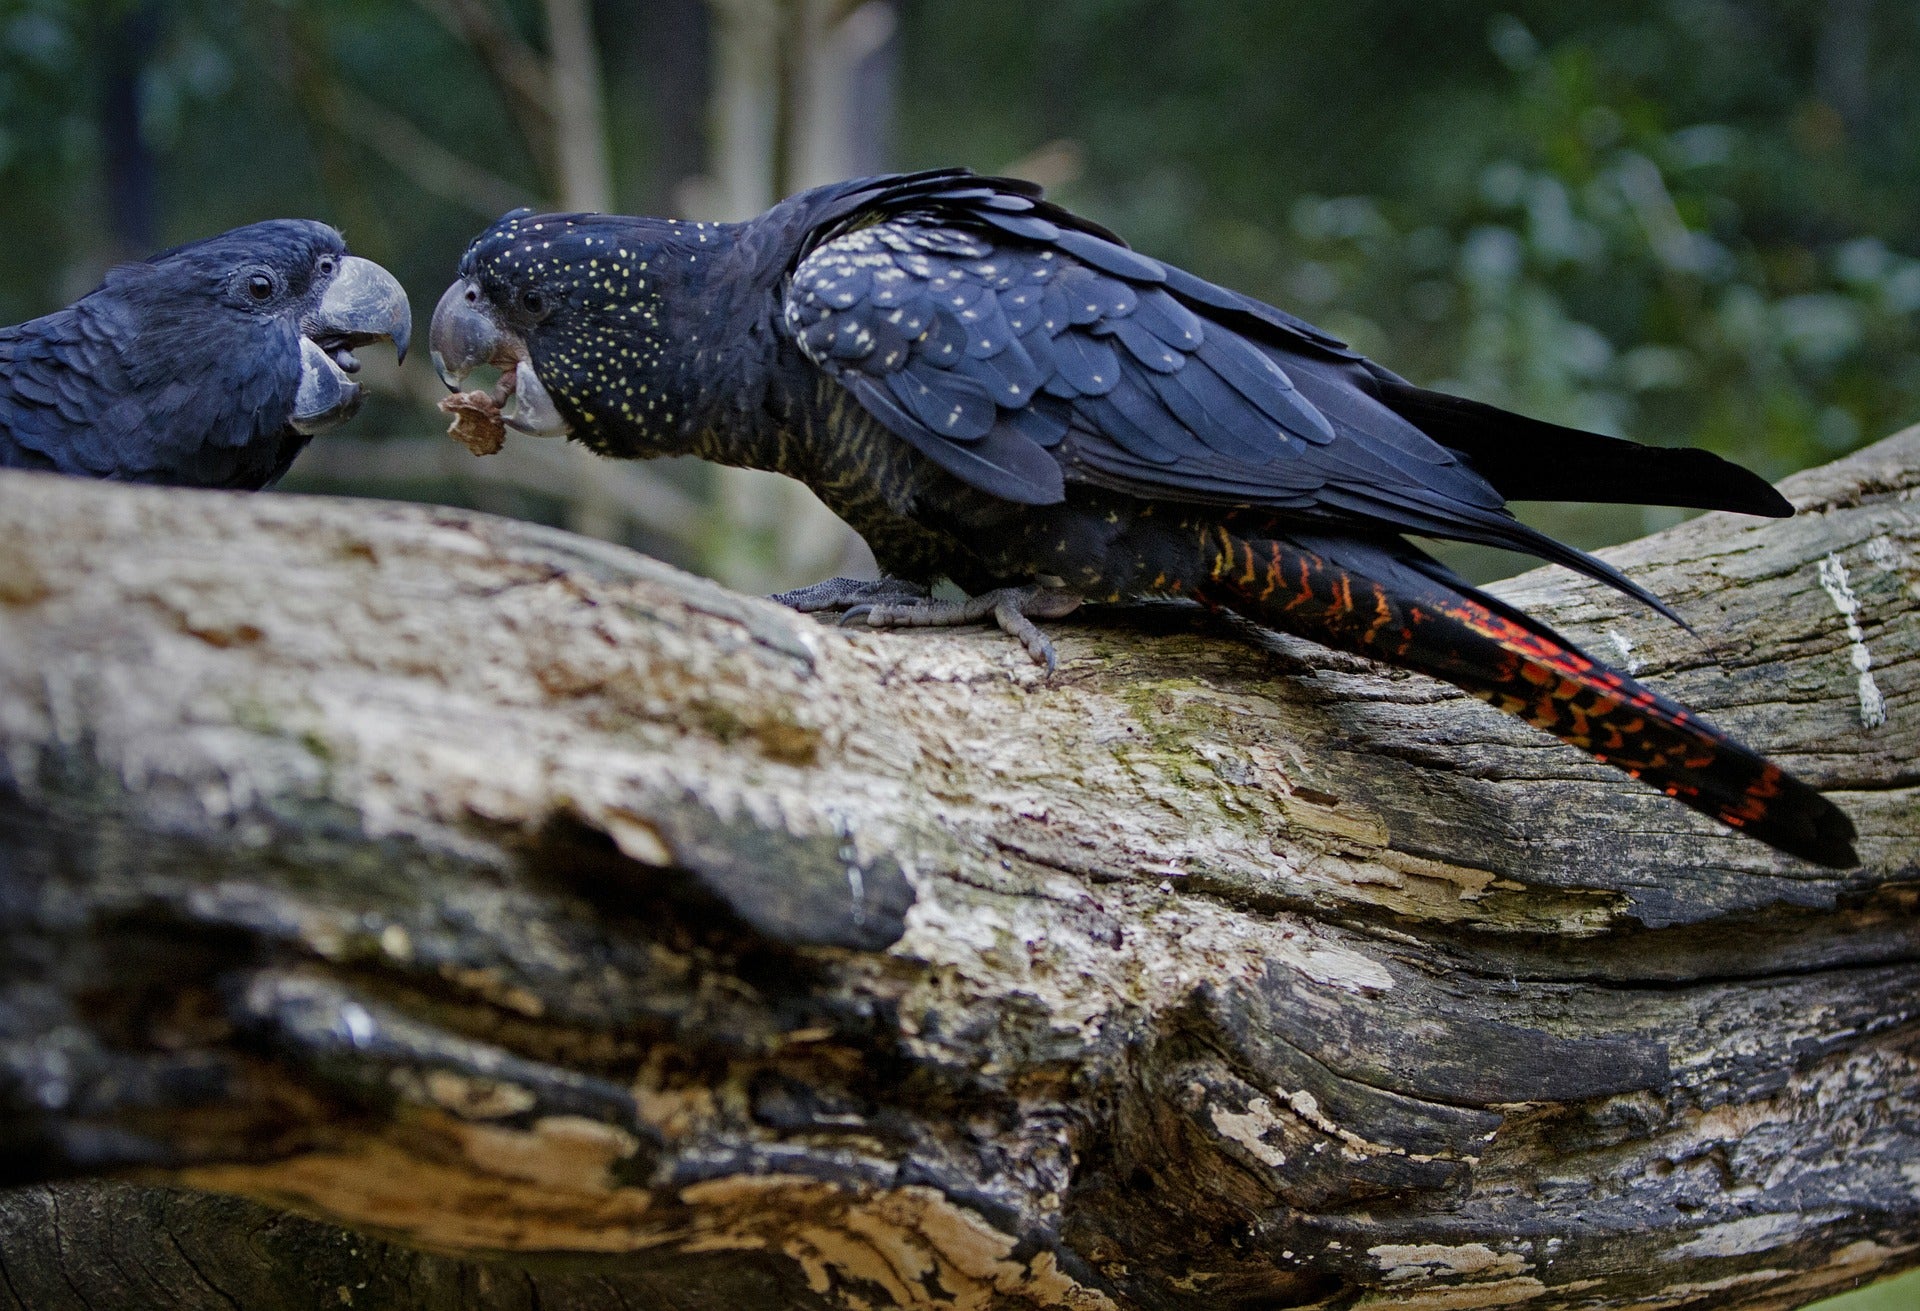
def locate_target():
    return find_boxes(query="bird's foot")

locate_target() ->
[772,576,931,613]
[842,585,1083,672]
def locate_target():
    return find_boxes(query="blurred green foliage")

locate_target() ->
[1813,1268,1920,1311]
[1,1,537,319]
[898,0,1920,558]
[0,0,1916,581]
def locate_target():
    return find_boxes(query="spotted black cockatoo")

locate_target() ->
[428,170,1855,867]
[0,220,409,488]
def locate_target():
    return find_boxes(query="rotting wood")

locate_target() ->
[0,429,1916,1310]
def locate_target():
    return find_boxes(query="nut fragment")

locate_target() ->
[440,390,506,456]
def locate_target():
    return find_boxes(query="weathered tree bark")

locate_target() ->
[0,430,1915,1311]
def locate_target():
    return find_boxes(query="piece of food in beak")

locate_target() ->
[440,388,508,456]
[430,278,570,449]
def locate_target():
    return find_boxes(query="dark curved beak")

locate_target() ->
[291,256,412,436]
[430,277,518,391]
[429,277,569,437]
[306,255,411,365]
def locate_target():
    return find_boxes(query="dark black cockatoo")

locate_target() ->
[430,170,1855,867]
[0,220,409,488]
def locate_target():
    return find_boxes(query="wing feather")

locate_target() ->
[884,365,996,440]
[841,371,1065,503]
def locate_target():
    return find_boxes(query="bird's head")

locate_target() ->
[430,211,740,451]
[115,220,412,435]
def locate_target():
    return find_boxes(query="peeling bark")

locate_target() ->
[1,429,1916,1310]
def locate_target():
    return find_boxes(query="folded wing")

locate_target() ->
[780,173,1781,621]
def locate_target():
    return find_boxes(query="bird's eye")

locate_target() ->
[316,256,337,277]
[247,273,276,301]
[521,289,546,316]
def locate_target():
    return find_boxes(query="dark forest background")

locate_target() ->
[4,1,1918,596]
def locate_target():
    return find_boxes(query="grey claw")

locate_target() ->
[825,584,1081,669]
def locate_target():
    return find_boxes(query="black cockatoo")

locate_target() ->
[429,170,1855,867]
[0,220,409,488]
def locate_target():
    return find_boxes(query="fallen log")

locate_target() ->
[1,429,1915,1310]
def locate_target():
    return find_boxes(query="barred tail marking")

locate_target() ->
[1200,529,1856,867]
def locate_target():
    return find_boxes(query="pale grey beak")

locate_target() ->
[291,337,363,435]
[429,277,571,438]
[293,255,411,435]
[500,360,570,437]
[305,255,412,365]
[429,277,507,390]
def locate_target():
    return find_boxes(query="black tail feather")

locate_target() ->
[1367,374,1794,518]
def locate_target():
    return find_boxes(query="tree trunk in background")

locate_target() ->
[1816,0,1874,136]
[98,3,160,260]
[1,429,1916,1309]
[532,0,625,546]
[693,0,896,593]
[624,0,712,214]
[543,0,614,214]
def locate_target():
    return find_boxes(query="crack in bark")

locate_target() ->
[164,1232,242,1311]
[0,1244,25,1311]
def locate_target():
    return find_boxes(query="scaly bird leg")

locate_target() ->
[841,585,1083,672]
[772,576,931,613]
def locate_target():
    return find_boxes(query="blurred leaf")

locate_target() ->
[1806,1268,1920,1311]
